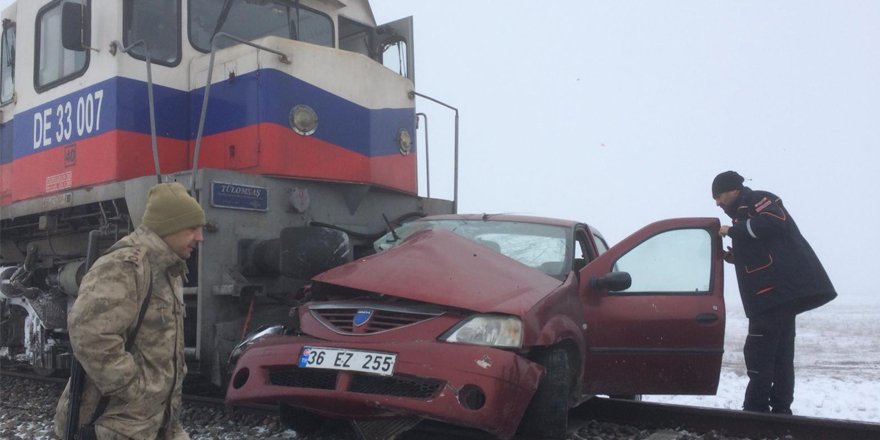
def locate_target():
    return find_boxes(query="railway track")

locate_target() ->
[4,368,880,440]
[572,397,880,440]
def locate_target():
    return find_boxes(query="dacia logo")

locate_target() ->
[353,309,374,327]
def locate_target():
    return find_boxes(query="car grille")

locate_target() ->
[268,366,443,399]
[268,366,337,390]
[350,374,443,399]
[310,307,437,334]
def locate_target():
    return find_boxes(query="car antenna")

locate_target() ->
[382,214,400,241]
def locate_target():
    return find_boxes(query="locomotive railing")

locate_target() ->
[410,91,459,213]
[110,40,162,184]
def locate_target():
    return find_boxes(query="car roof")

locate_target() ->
[419,213,583,229]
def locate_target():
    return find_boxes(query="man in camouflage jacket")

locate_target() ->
[55,182,205,439]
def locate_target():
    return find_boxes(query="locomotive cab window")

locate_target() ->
[189,0,333,52]
[35,0,89,91]
[123,0,181,66]
[1,21,14,105]
[381,38,408,78]
[339,16,370,57]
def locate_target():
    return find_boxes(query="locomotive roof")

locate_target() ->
[336,0,377,27]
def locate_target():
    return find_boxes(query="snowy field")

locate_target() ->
[645,295,880,423]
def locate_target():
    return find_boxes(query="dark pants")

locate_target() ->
[742,311,796,413]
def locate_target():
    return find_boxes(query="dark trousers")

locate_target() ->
[742,310,796,413]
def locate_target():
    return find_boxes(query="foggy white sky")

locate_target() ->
[371,1,880,301]
[2,0,877,301]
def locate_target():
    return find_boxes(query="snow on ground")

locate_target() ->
[645,296,880,423]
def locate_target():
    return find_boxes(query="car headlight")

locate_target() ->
[227,325,285,368]
[441,315,523,348]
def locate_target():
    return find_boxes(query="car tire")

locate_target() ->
[279,403,325,436]
[518,346,572,439]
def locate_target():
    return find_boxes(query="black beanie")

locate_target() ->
[711,171,745,198]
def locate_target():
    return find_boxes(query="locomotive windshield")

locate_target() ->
[123,0,181,65]
[189,0,334,52]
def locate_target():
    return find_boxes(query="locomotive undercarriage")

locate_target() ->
[0,172,451,385]
[0,199,132,375]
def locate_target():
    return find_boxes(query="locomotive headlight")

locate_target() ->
[397,128,412,155]
[290,105,318,136]
[441,315,523,348]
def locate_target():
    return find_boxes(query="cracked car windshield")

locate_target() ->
[189,0,334,51]
[375,220,570,276]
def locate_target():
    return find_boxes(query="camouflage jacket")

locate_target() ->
[55,226,189,439]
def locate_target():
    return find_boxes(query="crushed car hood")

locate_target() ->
[312,229,563,314]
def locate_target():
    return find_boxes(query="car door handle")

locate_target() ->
[695,313,719,324]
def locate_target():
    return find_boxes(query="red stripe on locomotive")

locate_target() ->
[4,123,416,205]
[8,131,190,203]
[194,123,416,193]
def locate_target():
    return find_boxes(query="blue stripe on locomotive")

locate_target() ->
[193,68,413,157]
[6,70,415,165]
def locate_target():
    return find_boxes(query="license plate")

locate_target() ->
[298,346,397,376]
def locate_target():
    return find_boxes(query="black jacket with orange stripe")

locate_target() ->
[724,186,837,318]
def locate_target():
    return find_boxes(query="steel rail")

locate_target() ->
[7,368,879,440]
[575,397,880,440]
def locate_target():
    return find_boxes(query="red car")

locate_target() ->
[225,214,726,439]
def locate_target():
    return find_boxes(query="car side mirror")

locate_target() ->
[61,2,91,51]
[589,271,632,292]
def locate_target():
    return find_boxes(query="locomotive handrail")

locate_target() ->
[416,113,430,197]
[409,91,459,213]
[109,40,162,184]
[190,32,292,193]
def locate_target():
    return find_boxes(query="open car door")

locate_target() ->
[579,217,725,395]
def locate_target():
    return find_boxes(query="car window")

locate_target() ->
[374,219,570,277]
[478,231,566,273]
[611,228,711,294]
[592,232,609,254]
[573,230,592,272]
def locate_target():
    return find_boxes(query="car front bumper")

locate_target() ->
[225,335,544,439]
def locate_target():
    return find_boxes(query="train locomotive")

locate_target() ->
[0,0,454,386]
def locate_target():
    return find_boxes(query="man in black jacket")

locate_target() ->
[712,171,836,414]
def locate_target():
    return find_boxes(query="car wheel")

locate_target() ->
[279,403,325,436]
[518,346,572,439]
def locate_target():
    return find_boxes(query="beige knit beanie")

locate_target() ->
[142,183,206,237]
